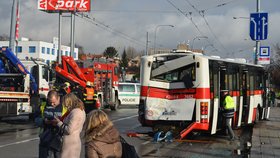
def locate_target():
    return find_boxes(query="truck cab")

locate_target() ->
[21,59,54,99]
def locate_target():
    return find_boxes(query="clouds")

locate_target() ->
[1,0,279,61]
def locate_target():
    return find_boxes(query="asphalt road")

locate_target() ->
[0,105,252,158]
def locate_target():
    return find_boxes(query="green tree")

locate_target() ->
[103,46,118,58]
[120,49,129,68]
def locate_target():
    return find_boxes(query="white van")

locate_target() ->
[118,82,140,105]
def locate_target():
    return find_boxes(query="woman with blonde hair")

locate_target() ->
[85,110,122,158]
[55,93,86,158]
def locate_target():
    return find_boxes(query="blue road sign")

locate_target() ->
[250,13,268,41]
[259,46,270,57]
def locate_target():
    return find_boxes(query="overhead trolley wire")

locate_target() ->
[166,0,204,37]
[75,12,146,48]
[91,9,177,14]
[198,0,240,13]
[184,0,230,56]
[166,0,221,54]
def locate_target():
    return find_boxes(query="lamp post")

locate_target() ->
[191,36,208,50]
[154,25,174,54]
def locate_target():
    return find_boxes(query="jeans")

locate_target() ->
[39,143,60,158]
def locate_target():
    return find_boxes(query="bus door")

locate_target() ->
[217,65,227,130]
[209,62,220,134]
[247,71,255,124]
[241,69,250,124]
[228,66,240,128]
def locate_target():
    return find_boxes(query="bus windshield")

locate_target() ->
[151,55,195,86]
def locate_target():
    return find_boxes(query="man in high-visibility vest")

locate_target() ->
[38,90,67,158]
[84,81,95,113]
[222,90,236,141]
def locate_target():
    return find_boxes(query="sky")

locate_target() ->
[0,0,279,61]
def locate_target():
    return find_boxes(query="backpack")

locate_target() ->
[120,136,139,158]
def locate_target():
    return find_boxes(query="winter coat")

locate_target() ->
[85,121,122,158]
[57,108,86,158]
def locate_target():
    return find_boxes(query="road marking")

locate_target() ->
[0,115,138,148]
[0,137,39,148]
[112,115,138,123]
[142,141,150,145]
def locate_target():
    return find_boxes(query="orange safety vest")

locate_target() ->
[85,87,94,100]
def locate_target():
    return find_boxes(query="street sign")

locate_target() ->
[259,46,270,57]
[258,46,270,65]
[250,12,268,41]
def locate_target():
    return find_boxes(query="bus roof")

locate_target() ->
[144,52,264,68]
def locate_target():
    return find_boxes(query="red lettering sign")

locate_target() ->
[38,0,47,9]
[38,0,91,12]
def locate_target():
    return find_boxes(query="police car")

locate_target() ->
[118,82,140,106]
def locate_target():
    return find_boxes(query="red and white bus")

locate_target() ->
[138,51,269,139]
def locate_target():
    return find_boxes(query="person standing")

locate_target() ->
[55,93,86,158]
[39,90,66,158]
[221,90,236,141]
[84,110,122,158]
[84,81,95,113]
[270,90,276,107]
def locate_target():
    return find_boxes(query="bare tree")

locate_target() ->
[267,44,280,88]
[0,34,9,41]
[126,46,137,59]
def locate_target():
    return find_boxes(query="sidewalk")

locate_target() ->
[250,107,280,158]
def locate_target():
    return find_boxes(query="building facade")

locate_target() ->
[0,37,78,65]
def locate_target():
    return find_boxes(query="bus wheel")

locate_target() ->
[110,97,119,111]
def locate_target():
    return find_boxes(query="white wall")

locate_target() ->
[0,39,79,64]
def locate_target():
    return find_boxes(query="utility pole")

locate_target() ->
[255,0,260,65]
[70,0,76,57]
[9,0,17,53]
[146,32,149,55]
[58,11,62,64]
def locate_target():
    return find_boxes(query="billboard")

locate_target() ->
[38,0,91,12]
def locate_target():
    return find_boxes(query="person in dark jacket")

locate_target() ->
[84,110,122,158]
[39,90,66,158]
[270,90,276,107]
